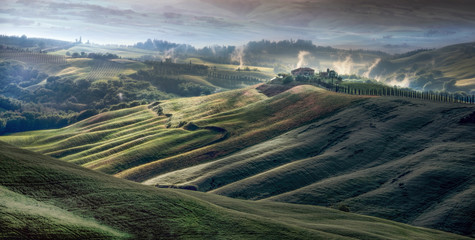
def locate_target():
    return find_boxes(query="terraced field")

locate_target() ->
[0,141,469,239]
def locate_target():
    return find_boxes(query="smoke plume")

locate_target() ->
[231,46,245,68]
[386,74,412,88]
[333,56,354,74]
[332,56,354,75]
[363,58,381,78]
[296,51,310,68]
[163,48,176,63]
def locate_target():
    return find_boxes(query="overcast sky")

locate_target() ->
[1,0,475,52]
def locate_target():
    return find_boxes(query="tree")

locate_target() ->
[283,75,293,84]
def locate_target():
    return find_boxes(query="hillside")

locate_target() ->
[0,46,274,134]
[2,141,469,239]
[145,94,475,236]
[0,85,363,180]
[2,84,474,236]
[368,42,475,93]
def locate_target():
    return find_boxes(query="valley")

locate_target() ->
[1,35,474,239]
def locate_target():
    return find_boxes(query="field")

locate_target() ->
[2,38,475,238]
[58,58,146,81]
[1,85,363,180]
[51,44,157,59]
[2,84,474,236]
[0,49,69,75]
[0,141,469,239]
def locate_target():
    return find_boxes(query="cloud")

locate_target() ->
[383,43,410,49]
[424,29,457,37]
[163,12,182,19]
[200,0,263,15]
[0,17,35,26]
[193,16,241,28]
[2,0,475,50]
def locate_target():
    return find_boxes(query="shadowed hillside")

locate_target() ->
[3,141,470,239]
[146,96,475,236]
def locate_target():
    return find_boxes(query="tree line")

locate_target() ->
[293,75,475,104]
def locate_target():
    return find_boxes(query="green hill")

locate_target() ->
[2,84,474,236]
[0,141,469,239]
[0,85,363,180]
[144,94,475,236]
[369,42,475,93]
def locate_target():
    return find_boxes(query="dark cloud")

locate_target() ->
[2,0,475,51]
[425,29,457,37]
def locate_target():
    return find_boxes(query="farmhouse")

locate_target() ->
[291,67,315,76]
[319,68,338,78]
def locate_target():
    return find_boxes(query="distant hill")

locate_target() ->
[2,84,474,236]
[3,141,469,239]
[368,42,475,93]
[0,35,74,52]
[0,44,274,134]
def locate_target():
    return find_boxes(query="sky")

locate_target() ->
[1,0,475,52]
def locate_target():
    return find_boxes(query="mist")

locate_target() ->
[332,56,354,75]
[231,46,245,68]
[296,51,310,69]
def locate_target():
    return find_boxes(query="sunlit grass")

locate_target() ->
[1,85,365,183]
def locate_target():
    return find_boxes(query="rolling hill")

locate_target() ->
[0,85,363,179]
[0,141,470,239]
[147,95,475,236]
[368,42,475,93]
[2,84,474,236]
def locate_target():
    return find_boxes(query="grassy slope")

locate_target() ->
[371,42,475,92]
[3,85,474,236]
[51,44,155,59]
[185,57,275,73]
[0,50,146,83]
[1,85,364,182]
[57,58,146,81]
[147,96,475,236]
[0,141,469,240]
